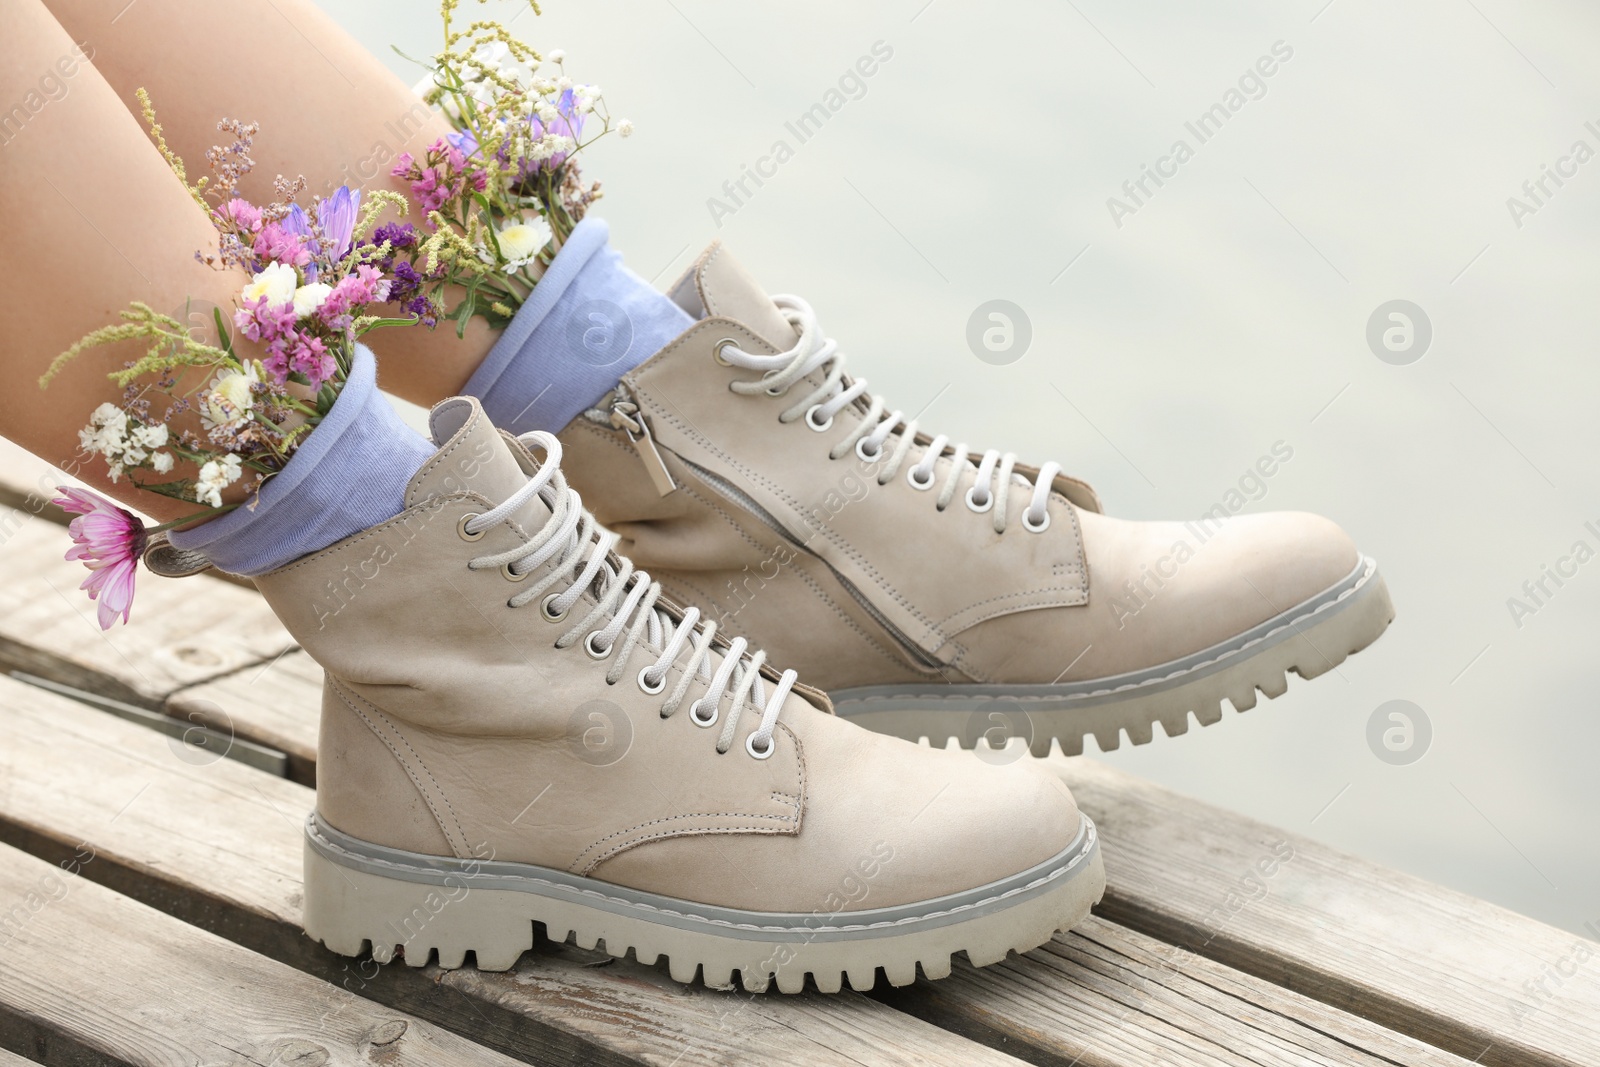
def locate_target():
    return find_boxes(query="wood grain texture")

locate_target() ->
[1052,756,1600,1067]
[0,671,1498,1067]
[0,520,292,702]
[153,626,1600,1067]
[158,645,1600,1066]
[168,648,322,785]
[0,842,531,1067]
[0,674,1031,1067]
[881,916,1476,1067]
[0,1046,38,1066]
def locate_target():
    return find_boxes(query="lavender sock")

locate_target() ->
[168,344,433,576]
[463,216,692,435]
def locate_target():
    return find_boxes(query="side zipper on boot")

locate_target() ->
[608,390,678,496]
[600,393,949,673]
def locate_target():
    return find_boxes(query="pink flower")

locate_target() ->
[233,295,297,345]
[253,223,312,268]
[220,198,262,233]
[54,487,146,630]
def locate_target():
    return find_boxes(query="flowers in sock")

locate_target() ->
[41,96,429,625]
[390,1,630,333]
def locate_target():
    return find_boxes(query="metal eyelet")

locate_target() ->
[457,514,485,541]
[805,405,834,432]
[745,733,776,760]
[638,666,666,695]
[584,631,612,660]
[712,337,739,366]
[540,593,569,622]
[501,562,531,582]
[1023,509,1051,533]
[907,466,936,491]
[690,699,719,727]
[965,486,994,514]
[855,438,883,462]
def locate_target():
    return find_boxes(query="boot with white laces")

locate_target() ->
[239,396,1103,991]
[554,243,1395,755]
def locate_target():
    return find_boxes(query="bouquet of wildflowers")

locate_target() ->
[42,93,427,627]
[394,0,631,334]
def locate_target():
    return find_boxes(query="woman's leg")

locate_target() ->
[39,0,500,406]
[0,0,271,522]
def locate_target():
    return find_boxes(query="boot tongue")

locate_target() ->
[406,397,549,526]
[667,241,800,351]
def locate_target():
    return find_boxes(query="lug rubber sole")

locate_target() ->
[301,812,1104,993]
[831,555,1395,756]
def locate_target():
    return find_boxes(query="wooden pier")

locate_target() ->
[0,445,1595,1067]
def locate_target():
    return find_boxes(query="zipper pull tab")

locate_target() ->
[609,398,677,497]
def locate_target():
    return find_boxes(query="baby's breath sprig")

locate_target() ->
[389,0,630,333]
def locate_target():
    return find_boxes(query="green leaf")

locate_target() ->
[211,307,235,357]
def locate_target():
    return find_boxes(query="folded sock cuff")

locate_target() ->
[463,216,693,435]
[168,344,433,576]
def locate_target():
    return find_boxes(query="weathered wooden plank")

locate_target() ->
[167,648,321,785]
[0,518,292,704]
[0,1046,37,1066]
[0,674,1032,1067]
[1053,757,1600,1067]
[881,916,1474,1067]
[0,842,531,1067]
[161,637,1600,1066]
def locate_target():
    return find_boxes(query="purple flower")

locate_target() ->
[279,187,362,278]
[318,185,361,261]
[54,487,146,630]
[446,128,480,157]
[522,89,584,175]
[371,221,417,251]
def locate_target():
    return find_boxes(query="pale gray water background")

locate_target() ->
[319,0,1600,936]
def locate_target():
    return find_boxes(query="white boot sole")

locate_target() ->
[302,811,1104,993]
[831,555,1395,756]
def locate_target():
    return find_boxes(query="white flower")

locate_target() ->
[547,48,566,64]
[242,261,297,308]
[128,423,168,450]
[91,402,127,430]
[201,363,260,432]
[617,119,634,138]
[151,452,174,474]
[195,454,243,509]
[557,76,573,91]
[80,405,129,459]
[292,282,333,318]
[537,104,560,124]
[497,217,553,268]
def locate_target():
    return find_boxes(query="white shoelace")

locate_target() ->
[463,431,797,758]
[719,295,1062,534]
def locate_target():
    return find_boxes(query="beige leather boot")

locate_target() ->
[247,397,1102,992]
[555,243,1395,756]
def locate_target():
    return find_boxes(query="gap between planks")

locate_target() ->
[0,671,1487,1067]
